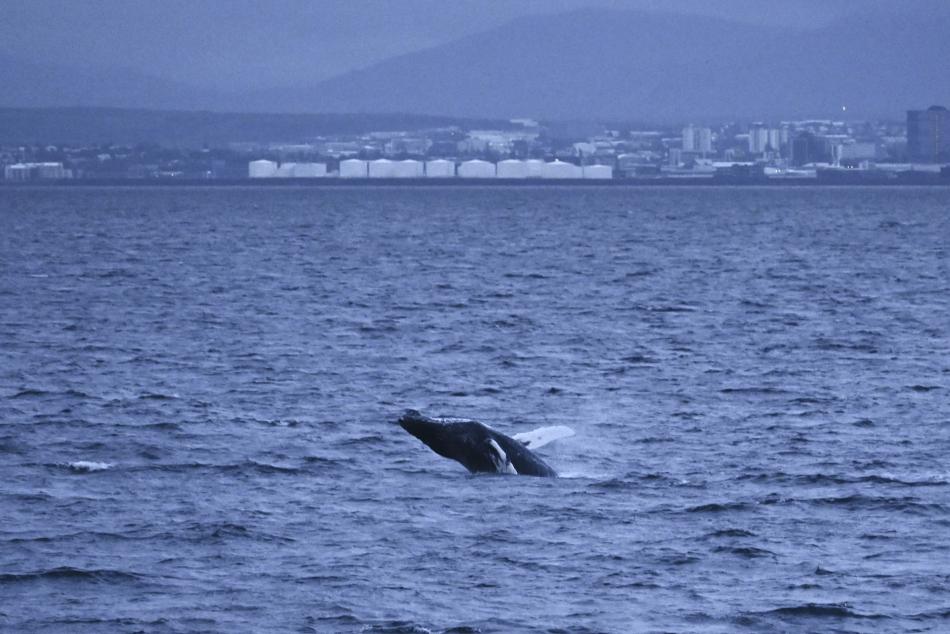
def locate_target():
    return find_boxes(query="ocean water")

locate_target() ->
[1,185,948,633]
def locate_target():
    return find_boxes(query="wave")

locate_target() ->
[720,387,793,396]
[9,388,49,399]
[703,528,756,539]
[801,494,946,513]
[307,615,437,634]
[142,521,296,545]
[687,502,753,513]
[635,303,698,313]
[361,620,435,633]
[6,388,96,400]
[813,338,879,353]
[338,434,387,446]
[303,455,340,466]
[735,471,947,487]
[129,460,303,475]
[907,384,940,392]
[0,566,141,584]
[27,617,169,628]
[137,392,179,400]
[3,530,143,544]
[64,461,113,473]
[758,603,888,619]
[713,545,775,558]
[620,353,657,364]
[910,608,950,620]
[1,491,53,503]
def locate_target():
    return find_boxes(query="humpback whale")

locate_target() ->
[397,409,573,477]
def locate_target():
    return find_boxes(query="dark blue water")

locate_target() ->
[1,186,949,633]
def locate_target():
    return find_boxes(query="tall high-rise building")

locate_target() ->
[682,125,712,154]
[907,106,950,163]
[749,124,786,155]
[681,126,696,152]
[767,129,788,156]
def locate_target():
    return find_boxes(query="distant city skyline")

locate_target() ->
[3,106,948,186]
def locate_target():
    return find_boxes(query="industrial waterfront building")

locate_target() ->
[248,160,327,178]
[3,162,71,180]
[248,158,612,179]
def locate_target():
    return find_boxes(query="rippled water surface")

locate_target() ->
[1,186,949,633]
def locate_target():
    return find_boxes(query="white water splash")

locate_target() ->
[66,461,114,473]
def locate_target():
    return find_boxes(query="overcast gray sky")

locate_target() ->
[0,0,925,91]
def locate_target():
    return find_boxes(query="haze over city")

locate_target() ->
[2,0,949,120]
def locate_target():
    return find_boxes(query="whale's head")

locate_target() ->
[398,409,500,473]
[398,410,454,456]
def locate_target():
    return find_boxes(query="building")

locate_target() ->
[339,159,368,178]
[525,159,545,178]
[748,125,777,155]
[541,160,582,179]
[384,137,430,156]
[275,162,297,177]
[3,162,71,181]
[682,125,713,154]
[368,158,395,178]
[392,159,424,178]
[908,106,950,163]
[582,165,613,179]
[496,159,528,179]
[457,160,496,178]
[425,159,455,177]
[790,132,830,166]
[290,163,327,177]
[834,142,878,164]
[3,164,32,181]
[768,128,787,156]
[249,160,278,178]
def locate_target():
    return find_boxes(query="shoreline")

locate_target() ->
[2,177,949,188]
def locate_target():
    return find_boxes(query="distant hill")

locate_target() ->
[241,8,950,121]
[2,7,949,122]
[0,53,222,112]
[0,107,514,146]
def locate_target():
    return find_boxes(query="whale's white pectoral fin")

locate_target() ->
[486,438,518,474]
[513,425,575,450]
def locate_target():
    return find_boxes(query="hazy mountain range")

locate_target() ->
[0,108,514,146]
[3,7,949,122]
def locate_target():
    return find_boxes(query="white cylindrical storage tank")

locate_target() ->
[458,159,496,178]
[582,165,613,179]
[392,159,424,178]
[275,162,297,178]
[542,160,581,179]
[4,164,31,181]
[496,159,528,179]
[339,159,368,178]
[368,158,395,178]
[293,162,327,178]
[425,159,455,177]
[249,159,278,178]
[525,159,544,178]
[38,163,66,179]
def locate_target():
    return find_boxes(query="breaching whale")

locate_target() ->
[397,409,573,477]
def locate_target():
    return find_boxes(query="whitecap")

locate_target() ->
[66,461,114,473]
